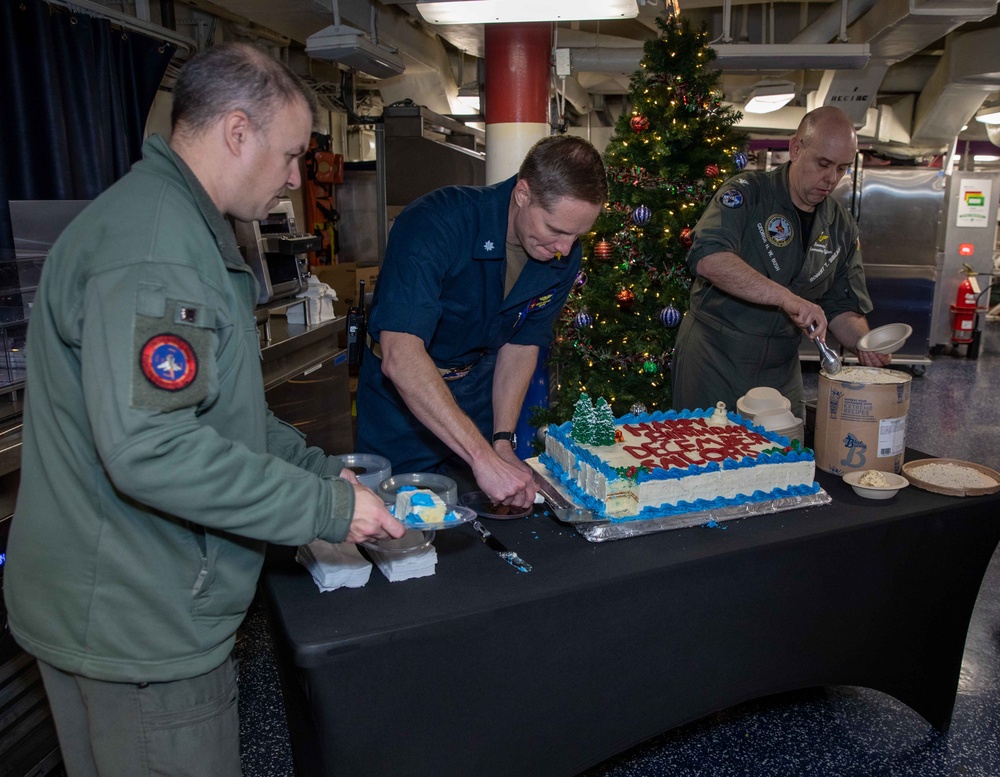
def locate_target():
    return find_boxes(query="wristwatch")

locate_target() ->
[492,431,517,448]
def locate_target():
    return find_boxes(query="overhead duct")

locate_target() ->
[566,43,870,75]
[912,27,1000,146]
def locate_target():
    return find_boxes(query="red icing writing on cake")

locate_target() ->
[620,420,768,469]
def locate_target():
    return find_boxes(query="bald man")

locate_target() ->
[672,106,890,415]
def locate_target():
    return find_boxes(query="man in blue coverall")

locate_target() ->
[356,135,607,509]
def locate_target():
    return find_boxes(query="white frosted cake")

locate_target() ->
[541,398,818,521]
[393,487,447,525]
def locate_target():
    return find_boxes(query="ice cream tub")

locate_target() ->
[813,366,912,475]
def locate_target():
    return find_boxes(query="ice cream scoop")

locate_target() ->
[807,323,842,375]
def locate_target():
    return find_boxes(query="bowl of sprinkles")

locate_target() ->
[902,459,1000,497]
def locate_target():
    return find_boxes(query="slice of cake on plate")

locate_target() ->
[393,486,447,525]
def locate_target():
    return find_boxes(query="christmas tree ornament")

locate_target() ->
[630,114,650,133]
[616,288,636,308]
[593,240,614,261]
[574,270,588,288]
[679,227,694,249]
[704,163,720,177]
[631,402,647,415]
[574,310,593,328]
[643,360,657,373]
[658,304,681,328]
[632,204,652,226]
[734,151,749,171]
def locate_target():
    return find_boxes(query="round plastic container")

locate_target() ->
[336,453,391,490]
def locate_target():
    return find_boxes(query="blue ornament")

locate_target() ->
[659,304,681,328]
[734,151,749,171]
[574,311,593,328]
[632,204,652,226]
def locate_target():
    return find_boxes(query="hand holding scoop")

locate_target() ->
[807,323,842,375]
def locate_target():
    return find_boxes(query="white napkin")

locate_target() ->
[296,540,372,591]
[367,544,437,583]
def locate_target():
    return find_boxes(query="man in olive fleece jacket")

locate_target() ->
[4,43,402,776]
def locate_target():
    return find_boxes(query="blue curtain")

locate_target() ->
[0,0,175,254]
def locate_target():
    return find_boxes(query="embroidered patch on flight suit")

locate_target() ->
[765,214,794,247]
[720,188,743,208]
[141,335,197,390]
[131,289,212,412]
[527,288,558,312]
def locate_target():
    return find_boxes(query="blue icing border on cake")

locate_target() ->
[545,409,813,487]
[538,451,820,522]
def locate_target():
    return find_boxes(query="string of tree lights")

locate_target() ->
[532,9,748,430]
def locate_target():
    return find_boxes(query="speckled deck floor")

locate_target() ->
[235,322,1000,777]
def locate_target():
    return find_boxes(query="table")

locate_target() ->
[261,452,1000,777]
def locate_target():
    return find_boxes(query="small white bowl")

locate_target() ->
[737,387,791,417]
[842,470,909,500]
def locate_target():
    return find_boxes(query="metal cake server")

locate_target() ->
[472,520,532,573]
[531,470,600,524]
[807,323,842,375]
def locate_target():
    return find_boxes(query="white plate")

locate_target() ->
[842,470,909,500]
[393,504,477,531]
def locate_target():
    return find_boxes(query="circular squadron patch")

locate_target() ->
[765,214,794,247]
[141,334,197,391]
[720,188,744,208]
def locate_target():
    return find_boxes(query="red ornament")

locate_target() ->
[593,240,614,261]
[704,164,720,177]
[630,114,650,133]
[616,288,635,308]
[680,227,694,249]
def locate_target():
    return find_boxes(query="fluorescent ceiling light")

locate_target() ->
[974,155,1000,162]
[744,83,796,114]
[974,108,1000,124]
[417,0,638,25]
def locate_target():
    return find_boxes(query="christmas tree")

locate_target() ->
[535,9,747,428]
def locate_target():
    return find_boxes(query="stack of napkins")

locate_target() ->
[296,540,372,591]
[366,543,437,583]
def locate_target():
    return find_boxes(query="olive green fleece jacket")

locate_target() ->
[5,135,354,682]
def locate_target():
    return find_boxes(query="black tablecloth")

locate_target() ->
[262,452,1000,777]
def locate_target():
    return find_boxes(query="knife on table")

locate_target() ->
[531,470,599,524]
[472,520,532,573]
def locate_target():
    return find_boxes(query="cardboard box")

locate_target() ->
[312,263,379,316]
[813,367,912,475]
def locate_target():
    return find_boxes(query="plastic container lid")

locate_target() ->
[378,473,459,507]
[335,453,391,490]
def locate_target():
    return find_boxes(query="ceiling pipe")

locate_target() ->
[790,0,877,45]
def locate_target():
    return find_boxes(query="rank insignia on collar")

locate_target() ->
[483,240,495,252]
[141,334,198,391]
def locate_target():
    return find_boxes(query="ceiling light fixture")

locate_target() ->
[974,107,1000,124]
[306,24,405,79]
[416,0,638,25]
[744,83,796,114]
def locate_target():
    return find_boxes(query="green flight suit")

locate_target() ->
[672,162,873,414]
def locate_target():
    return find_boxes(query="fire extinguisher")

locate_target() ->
[950,263,981,344]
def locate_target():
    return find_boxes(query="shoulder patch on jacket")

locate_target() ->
[720,188,743,208]
[132,296,212,412]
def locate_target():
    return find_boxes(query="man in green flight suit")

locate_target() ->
[672,106,891,415]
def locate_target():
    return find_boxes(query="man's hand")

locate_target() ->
[472,444,536,509]
[857,349,891,367]
[782,295,828,341]
[340,468,405,543]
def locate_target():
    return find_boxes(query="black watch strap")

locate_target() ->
[492,431,517,447]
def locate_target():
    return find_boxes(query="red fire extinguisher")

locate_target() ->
[950,263,981,344]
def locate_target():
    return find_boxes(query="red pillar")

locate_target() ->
[483,22,552,184]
